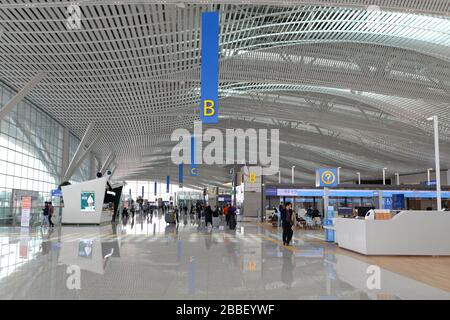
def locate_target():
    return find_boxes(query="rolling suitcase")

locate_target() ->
[212,216,220,228]
[229,215,236,230]
[165,211,176,224]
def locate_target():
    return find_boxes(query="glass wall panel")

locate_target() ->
[0,83,63,225]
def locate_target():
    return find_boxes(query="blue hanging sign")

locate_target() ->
[179,164,184,185]
[51,189,62,197]
[316,168,338,187]
[190,135,198,176]
[200,12,220,124]
[166,176,170,194]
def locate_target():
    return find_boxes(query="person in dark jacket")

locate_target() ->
[281,202,294,246]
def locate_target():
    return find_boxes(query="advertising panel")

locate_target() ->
[81,192,95,212]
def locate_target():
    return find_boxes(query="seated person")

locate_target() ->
[312,208,320,218]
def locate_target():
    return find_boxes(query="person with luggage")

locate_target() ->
[228,205,237,230]
[281,202,295,246]
[48,201,55,228]
[42,202,49,227]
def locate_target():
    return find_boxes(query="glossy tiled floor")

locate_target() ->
[0,212,449,300]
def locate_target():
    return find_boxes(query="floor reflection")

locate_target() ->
[0,213,449,300]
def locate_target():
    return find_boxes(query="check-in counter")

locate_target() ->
[335,211,450,256]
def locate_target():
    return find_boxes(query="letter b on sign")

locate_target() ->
[203,100,215,117]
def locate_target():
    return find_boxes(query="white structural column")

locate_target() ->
[100,152,114,175]
[0,72,46,121]
[61,127,70,181]
[63,121,96,181]
[427,168,433,185]
[427,116,442,211]
[357,172,361,184]
[382,168,387,185]
[291,166,295,184]
[89,153,97,179]
[337,166,341,184]
[278,170,281,184]
[68,134,102,180]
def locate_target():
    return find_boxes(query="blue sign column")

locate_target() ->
[179,163,184,186]
[325,205,336,242]
[200,12,219,124]
[190,135,198,176]
[166,176,170,194]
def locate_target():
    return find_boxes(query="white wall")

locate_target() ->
[61,177,110,224]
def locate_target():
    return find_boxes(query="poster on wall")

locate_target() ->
[20,196,31,227]
[81,192,95,212]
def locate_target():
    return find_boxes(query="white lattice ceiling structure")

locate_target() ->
[1,0,450,188]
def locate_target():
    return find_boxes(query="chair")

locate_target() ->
[314,217,323,229]
[305,216,315,229]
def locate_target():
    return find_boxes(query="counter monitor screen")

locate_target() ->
[357,206,375,217]
[338,207,353,216]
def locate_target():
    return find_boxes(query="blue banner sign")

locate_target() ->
[51,189,62,197]
[166,176,170,194]
[179,164,184,185]
[190,135,198,176]
[200,12,219,124]
[142,186,144,197]
[154,182,157,196]
[316,168,338,187]
[267,188,450,199]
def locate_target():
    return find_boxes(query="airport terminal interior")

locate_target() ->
[0,0,450,300]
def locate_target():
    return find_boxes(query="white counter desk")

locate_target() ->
[335,211,450,256]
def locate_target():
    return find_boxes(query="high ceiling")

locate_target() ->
[1,0,450,188]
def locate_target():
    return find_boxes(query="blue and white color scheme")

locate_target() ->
[190,135,198,176]
[178,163,184,185]
[200,12,219,124]
[325,206,335,242]
[51,189,63,197]
[315,168,339,187]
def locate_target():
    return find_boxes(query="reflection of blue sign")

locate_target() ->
[325,206,335,242]
[316,168,338,187]
[51,189,62,197]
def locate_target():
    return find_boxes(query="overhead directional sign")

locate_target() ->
[315,168,338,187]
[200,12,219,124]
[190,135,198,176]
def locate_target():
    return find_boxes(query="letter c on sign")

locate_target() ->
[203,100,215,116]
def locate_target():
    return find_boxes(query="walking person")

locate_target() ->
[281,202,294,246]
[41,202,49,227]
[205,205,213,227]
[48,201,55,228]
[224,204,230,226]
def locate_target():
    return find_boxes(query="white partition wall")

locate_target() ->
[61,177,111,224]
[335,211,450,255]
